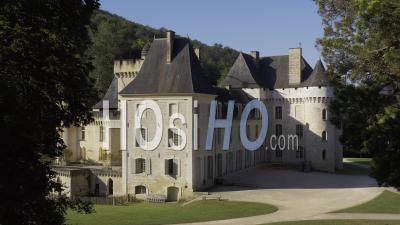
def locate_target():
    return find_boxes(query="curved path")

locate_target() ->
[174,165,392,225]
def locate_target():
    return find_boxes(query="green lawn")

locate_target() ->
[66,200,277,225]
[346,158,372,166]
[263,220,400,225]
[335,190,400,213]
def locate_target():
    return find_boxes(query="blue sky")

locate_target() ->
[100,0,323,65]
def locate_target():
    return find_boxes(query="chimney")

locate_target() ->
[250,50,260,65]
[166,30,175,64]
[250,51,259,60]
[288,48,302,85]
[194,48,200,59]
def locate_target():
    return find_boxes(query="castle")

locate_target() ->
[56,31,342,201]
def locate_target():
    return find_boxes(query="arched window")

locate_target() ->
[322,131,327,141]
[135,185,146,194]
[108,178,113,195]
[322,149,327,160]
[322,109,327,121]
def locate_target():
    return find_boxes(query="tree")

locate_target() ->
[0,1,99,224]
[88,10,165,97]
[87,10,239,95]
[315,0,400,189]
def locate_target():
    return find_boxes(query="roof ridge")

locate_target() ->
[183,43,196,92]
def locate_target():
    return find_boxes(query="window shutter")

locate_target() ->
[146,159,151,175]
[173,159,181,177]
[130,158,136,174]
[172,159,177,176]
[165,159,169,175]
[136,158,141,173]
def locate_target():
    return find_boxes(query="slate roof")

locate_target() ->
[94,35,253,109]
[93,77,118,109]
[221,52,328,89]
[119,37,216,95]
[300,59,329,87]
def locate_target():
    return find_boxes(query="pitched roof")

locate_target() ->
[93,77,118,109]
[119,37,216,95]
[221,52,325,89]
[301,59,330,87]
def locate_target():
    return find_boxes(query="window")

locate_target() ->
[216,103,223,119]
[275,149,283,158]
[99,126,104,142]
[136,104,147,118]
[322,131,327,141]
[236,104,242,119]
[135,128,147,147]
[275,106,282,119]
[228,152,234,173]
[108,179,113,195]
[81,127,85,141]
[275,124,283,157]
[169,103,177,116]
[275,124,282,136]
[165,159,178,176]
[135,185,146,194]
[236,150,242,170]
[249,109,256,119]
[255,124,259,138]
[296,146,304,159]
[215,128,224,145]
[296,124,303,138]
[322,109,327,121]
[207,156,213,179]
[255,109,261,119]
[135,158,146,174]
[217,153,223,176]
[245,150,252,168]
[168,129,181,148]
[322,149,327,160]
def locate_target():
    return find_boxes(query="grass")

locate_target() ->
[263,220,400,225]
[335,190,400,214]
[66,200,278,225]
[346,158,372,166]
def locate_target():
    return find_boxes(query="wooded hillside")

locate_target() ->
[88,10,239,97]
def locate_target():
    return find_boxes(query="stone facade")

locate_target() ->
[59,31,343,201]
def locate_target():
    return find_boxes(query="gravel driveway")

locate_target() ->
[178,164,385,225]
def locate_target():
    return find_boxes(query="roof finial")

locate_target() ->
[299,42,302,48]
